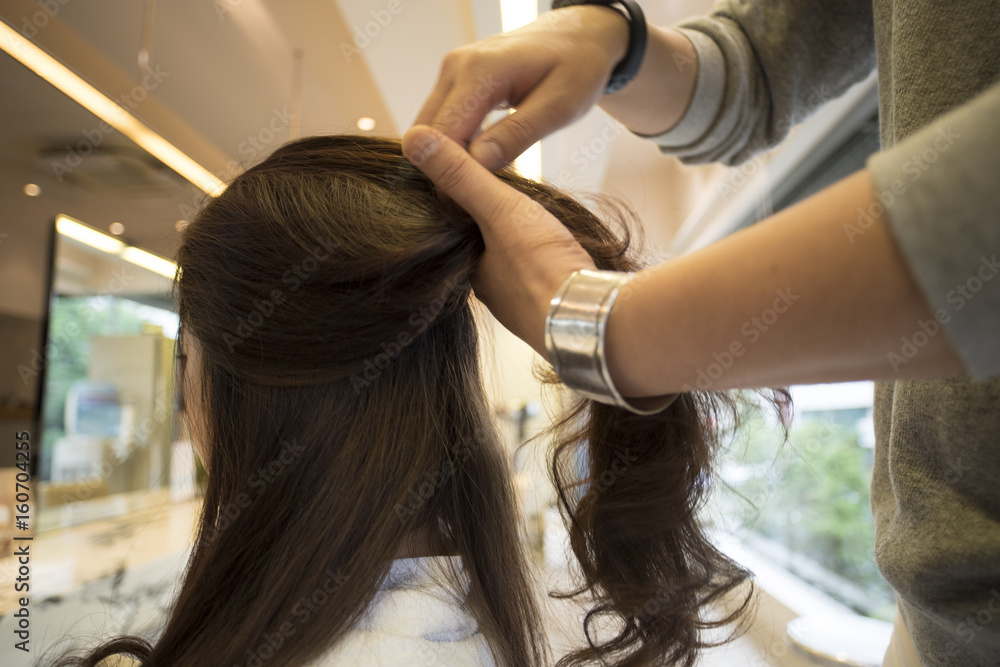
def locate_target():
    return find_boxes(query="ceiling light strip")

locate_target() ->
[0,19,225,196]
[56,215,125,254]
[56,214,178,279]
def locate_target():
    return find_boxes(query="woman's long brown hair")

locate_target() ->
[49,134,787,667]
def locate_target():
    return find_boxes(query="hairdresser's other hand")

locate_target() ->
[403,125,596,358]
[414,5,629,171]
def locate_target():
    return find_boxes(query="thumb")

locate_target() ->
[402,125,544,239]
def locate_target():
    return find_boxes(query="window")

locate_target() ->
[37,294,179,518]
[713,383,896,622]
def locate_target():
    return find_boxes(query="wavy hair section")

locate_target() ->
[513,182,788,666]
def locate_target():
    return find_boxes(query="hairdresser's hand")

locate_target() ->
[414,5,628,171]
[403,125,596,359]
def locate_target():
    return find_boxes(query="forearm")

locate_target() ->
[598,24,698,137]
[605,168,966,396]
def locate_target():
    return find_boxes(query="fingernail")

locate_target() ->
[470,139,503,169]
[406,128,441,167]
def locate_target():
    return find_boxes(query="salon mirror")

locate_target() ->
[0,19,206,536]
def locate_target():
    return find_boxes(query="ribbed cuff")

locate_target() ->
[632,27,726,146]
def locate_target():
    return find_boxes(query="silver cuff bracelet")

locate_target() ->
[544,269,679,415]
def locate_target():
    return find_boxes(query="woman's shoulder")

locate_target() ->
[312,556,496,666]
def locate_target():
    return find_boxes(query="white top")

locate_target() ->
[314,556,496,666]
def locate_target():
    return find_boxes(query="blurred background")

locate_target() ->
[0,0,891,664]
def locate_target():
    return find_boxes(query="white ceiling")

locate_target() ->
[0,0,719,320]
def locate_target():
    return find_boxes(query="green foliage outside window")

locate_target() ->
[717,405,896,620]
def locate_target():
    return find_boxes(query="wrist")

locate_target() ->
[533,267,577,362]
[600,25,698,135]
[545,270,678,414]
[558,5,630,74]
[553,1,647,95]
[603,275,641,395]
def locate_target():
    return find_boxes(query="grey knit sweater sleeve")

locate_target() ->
[866,80,1000,379]
[636,0,876,165]
[638,0,1000,379]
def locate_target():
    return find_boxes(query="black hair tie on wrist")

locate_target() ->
[550,0,648,95]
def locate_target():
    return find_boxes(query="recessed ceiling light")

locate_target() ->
[356,117,376,131]
[24,183,41,197]
[109,222,125,235]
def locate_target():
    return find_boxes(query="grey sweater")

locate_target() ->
[641,1,1000,664]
